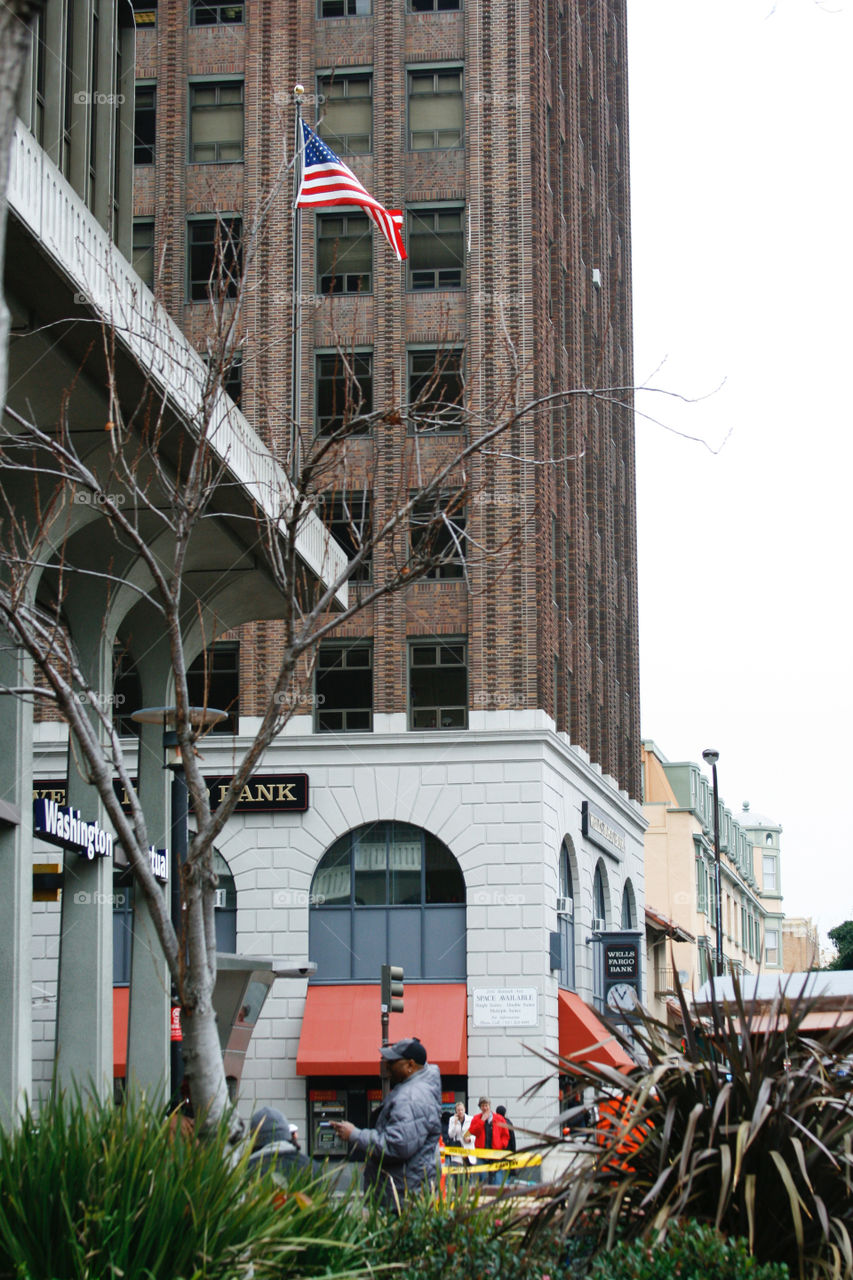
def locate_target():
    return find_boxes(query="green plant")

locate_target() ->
[525,977,853,1279]
[0,1090,381,1280]
[587,1220,789,1280]
[371,1181,564,1280]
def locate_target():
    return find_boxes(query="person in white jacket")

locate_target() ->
[446,1100,476,1165]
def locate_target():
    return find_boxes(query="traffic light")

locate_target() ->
[381,964,404,1014]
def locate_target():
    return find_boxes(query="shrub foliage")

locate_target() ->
[587,1219,789,1280]
[527,977,853,1279]
[0,1091,381,1280]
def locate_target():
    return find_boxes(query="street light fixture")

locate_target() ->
[702,748,724,979]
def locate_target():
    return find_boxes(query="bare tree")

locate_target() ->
[0,195,621,1131]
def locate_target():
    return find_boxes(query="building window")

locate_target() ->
[593,863,607,928]
[187,641,239,732]
[317,213,372,295]
[189,81,244,163]
[309,822,466,981]
[190,0,244,24]
[319,492,372,581]
[319,0,371,14]
[409,640,467,729]
[317,72,372,155]
[316,644,372,731]
[762,853,778,892]
[134,84,155,164]
[407,207,464,289]
[765,927,780,966]
[188,217,243,301]
[315,350,373,435]
[409,0,461,8]
[132,219,155,289]
[621,882,635,929]
[131,1,157,26]
[410,493,466,578]
[407,348,464,430]
[203,350,243,407]
[408,67,463,150]
[558,839,576,990]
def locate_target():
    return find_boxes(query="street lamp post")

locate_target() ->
[131,704,227,1103]
[702,748,724,978]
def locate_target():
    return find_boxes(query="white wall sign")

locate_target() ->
[472,987,539,1027]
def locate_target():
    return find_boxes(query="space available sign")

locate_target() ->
[33,798,113,860]
[472,987,539,1027]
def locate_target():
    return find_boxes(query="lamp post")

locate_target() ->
[702,748,724,978]
[131,704,227,1103]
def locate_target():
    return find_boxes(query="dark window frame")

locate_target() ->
[407,346,464,432]
[316,212,373,296]
[132,217,155,289]
[190,0,244,25]
[133,82,155,165]
[408,638,468,730]
[410,492,466,579]
[188,79,244,164]
[407,65,463,151]
[187,215,243,302]
[319,491,373,581]
[315,349,373,436]
[409,0,461,8]
[406,205,465,290]
[187,640,240,733]
[316,70,373,156]
[315,642,373,732]
[319,0,371,15]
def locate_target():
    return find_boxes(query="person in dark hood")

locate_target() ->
[247,1107,314,1181]
[330,1037,442,1211]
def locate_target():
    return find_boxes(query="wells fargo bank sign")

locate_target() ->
[33,773,309,815]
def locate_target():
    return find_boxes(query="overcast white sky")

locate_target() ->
[626,0,853,947]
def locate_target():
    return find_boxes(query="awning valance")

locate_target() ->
[297,983,467,1076]
[558,989,634,1071]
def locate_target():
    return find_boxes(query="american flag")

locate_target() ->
[295,121,407,262]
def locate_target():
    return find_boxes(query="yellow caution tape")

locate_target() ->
[441,1147,542,1171]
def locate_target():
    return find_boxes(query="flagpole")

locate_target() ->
[291,83,305,481]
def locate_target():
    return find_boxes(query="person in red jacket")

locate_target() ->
[467,1097,510,1184]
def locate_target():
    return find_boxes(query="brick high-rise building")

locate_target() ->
[23,0,645,1154]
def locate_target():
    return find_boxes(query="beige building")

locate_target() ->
[783,918,820,972]
[642,742,781,1022]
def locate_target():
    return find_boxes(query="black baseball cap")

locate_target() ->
[379,1037,427,1065]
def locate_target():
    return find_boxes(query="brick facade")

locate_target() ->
[134,0,641,799]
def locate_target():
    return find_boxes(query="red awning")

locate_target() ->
[113,986,130,1078]
[297,983,467,1076]
[558,989,634,1071]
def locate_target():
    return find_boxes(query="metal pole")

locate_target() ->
[710,762,723,977]
[290,85,305,480]
[169,762,188,1105]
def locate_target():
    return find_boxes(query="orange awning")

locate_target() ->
[558,989,634,1071]
[297,983,467,1076]
[113,986,130,1078]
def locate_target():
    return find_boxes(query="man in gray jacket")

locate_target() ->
[330,1037,441,1210]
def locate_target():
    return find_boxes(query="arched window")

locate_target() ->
[621,880,636,930]
[309,821,466,981]
[213,849,237,952]
[593,862,607,928]
[558,839,576,990]
[113,847,237,984]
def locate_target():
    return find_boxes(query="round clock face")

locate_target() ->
[606,982,637,1012]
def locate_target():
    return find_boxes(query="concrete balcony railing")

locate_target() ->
[6,119,347,606]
